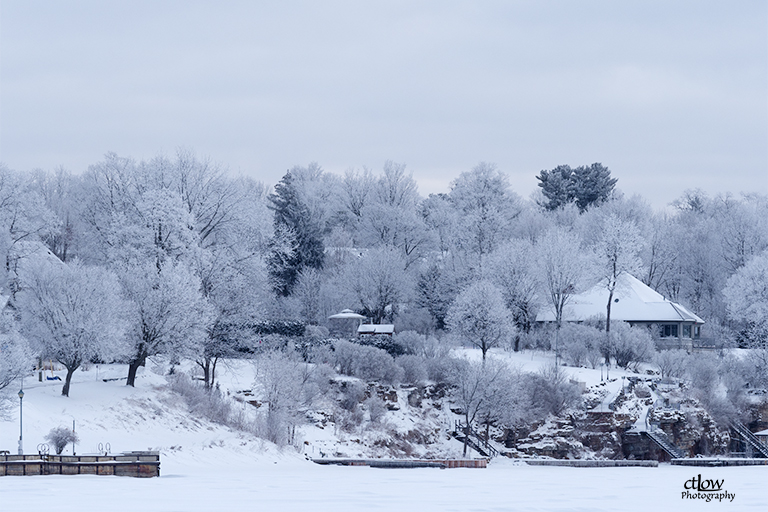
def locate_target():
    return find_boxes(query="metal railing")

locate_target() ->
[453,421,499,458]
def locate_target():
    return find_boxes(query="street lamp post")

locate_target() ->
[18,388,24,455]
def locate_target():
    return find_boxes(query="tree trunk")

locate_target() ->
[126,359,142,387]
[62,366,76,397]
[462,414,470,457]
[210,357,218,389]
[198,359,211,388]
[127,343,148,387]
[606,287,614,333]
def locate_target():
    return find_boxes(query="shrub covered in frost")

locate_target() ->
[333,340,403,385]
[559,323,602,368]
[396,354,427,385]
[45,426,79,455]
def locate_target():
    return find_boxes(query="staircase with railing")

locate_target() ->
[642,429,685,459]
[452,421,499,458]
[730,421,768,458]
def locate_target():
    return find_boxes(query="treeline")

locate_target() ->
[0,151,767,399]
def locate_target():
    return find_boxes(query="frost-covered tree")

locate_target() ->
[712,194,768,275]
[0,298,30,398]
[268,170,324,296]
[338,168,374,227]
[343,248,410,324]
[449,163,522,272]
[484,239,539,350]
[447,280,514,360]
[572,164,618,212]
[724,251,768,380]
[357,162,432,269]
[253,350,317,446]
[17,260,128,396]
[119,261,212,386]
[416,260,457,331]
[0,165,59,290]
[448,357,511,456]
[193,245,269,388]
[559,323,602,368]
[421,193,460,257]
[593,214,645,332]
[535,228,586,362]
[29,167,80,263]
[526,363,582,416]
[641,213,678,292]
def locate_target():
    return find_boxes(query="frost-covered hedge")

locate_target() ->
[333,340,403,385]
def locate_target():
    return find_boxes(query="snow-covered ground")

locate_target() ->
[2,354,766,511]
[2,454,766,511]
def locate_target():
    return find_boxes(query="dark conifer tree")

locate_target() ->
[573,163,618,212]
[536,165,576,210]
[267,171,324,296]
[536,163,617,212]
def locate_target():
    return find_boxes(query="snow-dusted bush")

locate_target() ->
[332,340,359,376]
[45,426,79,455]
[364,395,387,423]
[358,334,407,357]
[523,325,553,351]
[653,350,688,381]
[425,357,454,384]
[339,380,366,411]
[393,330,425,355]
[396,355,427,385]
[525,364,582,417]
[168,373,235,427]
[607,322,656,370]
[686,353,721,396]
[333,340,403,385]
[352,346,403,385]
[559,323,602,367]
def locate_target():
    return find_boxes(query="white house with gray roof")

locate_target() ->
[536,273,704,350]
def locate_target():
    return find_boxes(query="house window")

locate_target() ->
[694,326,701,339]
[683,325,691,338]
[660,324,678,338]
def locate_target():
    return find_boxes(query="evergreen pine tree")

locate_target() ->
[536,165,576,210]
[268,171,324,296]
[536,163,617,212]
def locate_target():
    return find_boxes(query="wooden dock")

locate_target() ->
[312,458,487,469]
[0,452,160,477]
[671,458,768,467]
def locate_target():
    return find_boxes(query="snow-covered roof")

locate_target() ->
[328,309,366,320]
[536,273,704,324]
[357,324,395,335]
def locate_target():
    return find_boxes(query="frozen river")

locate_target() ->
[2,457,765,512]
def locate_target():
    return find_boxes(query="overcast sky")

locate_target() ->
[1,1,766,207]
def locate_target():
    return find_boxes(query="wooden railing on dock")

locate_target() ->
[0,452,160,477]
